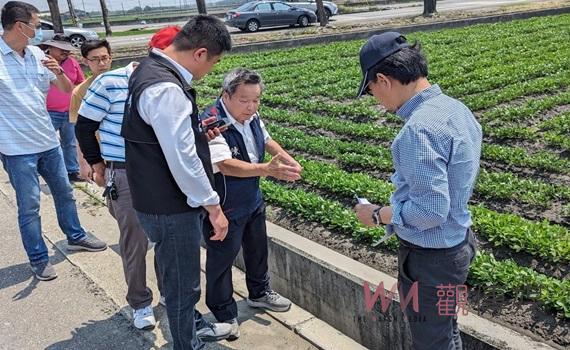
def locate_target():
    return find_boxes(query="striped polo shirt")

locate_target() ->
[0,37,59,155]
[78,62,137,162]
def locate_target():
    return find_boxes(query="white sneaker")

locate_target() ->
[226,318,240,341]
[196,321,232,341]
[159,296,166,307]
[133,305,156,330]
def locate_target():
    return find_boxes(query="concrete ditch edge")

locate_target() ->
[75,184,561,350]
[73,183,364,350]
[234,221,560,350]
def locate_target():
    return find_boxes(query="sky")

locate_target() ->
[0,0,209,13]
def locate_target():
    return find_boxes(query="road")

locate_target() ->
[104,0,536,48]
[0,189,151,350]
[0,171,319,350]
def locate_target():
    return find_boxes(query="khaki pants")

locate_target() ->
[106,167,159,309]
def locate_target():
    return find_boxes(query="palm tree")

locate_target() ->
[423,0,437,16]
[46,0,64,33]
[99,0,112,37]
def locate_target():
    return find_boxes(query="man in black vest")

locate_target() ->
[201,68,302,339]
[121,16,232,350]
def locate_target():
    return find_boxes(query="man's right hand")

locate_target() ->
[91,162,106,187]
[204,204,229,241]
[79,158,93,183]
[264,153,302,182]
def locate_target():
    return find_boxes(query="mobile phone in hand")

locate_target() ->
[200,117,227,133]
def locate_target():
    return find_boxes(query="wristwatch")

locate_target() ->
[372,207,382,225]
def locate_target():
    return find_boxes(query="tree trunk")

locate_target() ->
[315,0,328,27]
[99,0,112,37]
[66,0,78,26]
[46,0,64,33]
[423,0,437,17]
[196,0,207,14]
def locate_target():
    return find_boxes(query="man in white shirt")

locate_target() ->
[202,68,302,339]
[0,1,106,282]
[121,15,232,350]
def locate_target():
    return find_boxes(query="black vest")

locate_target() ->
[121,52,214,214]
[201,99,265,219]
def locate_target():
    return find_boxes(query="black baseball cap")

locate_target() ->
[356,32,409,98]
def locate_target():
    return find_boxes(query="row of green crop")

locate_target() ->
[266,121,570,179]
[260,180,570,318]
[488,111,570,138]
[207,13,570,85]
[247,65,570,111]
[200,23,570,106]
[213,32,570,102]
[259,106,568,174]
[206,14,566,78]
[475,169,570,206]
[482,90,570,124]
[293,157,570,263]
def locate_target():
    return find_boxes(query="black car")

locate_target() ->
[225,1,317,32]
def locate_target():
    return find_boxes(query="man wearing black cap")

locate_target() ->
[354,32,481,350]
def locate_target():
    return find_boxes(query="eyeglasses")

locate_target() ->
[21,22,41,30]
[86,56,112,64]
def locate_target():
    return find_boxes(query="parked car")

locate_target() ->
[286,0,338,20]
[225,1,317,32]
[39,20,99,48]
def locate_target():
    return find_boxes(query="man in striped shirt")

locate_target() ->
[0,1,107,282]
[75,27,233,340]
[354,32,481,349]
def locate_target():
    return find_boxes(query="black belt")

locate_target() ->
[105,161,126,169]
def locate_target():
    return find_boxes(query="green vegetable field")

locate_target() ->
[195,13,570,346]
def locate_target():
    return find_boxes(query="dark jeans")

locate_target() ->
[136,209,208,350]
[1,147,86,266]
[398,229,477,350]
[204,203,270,322]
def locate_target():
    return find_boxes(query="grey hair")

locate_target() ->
[222,68,265,96]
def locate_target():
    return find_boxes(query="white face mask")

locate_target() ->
[21,23,43,46]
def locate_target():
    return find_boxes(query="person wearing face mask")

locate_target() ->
[0,1,107,282]
[44,34,85,183]
[200,68,303,339]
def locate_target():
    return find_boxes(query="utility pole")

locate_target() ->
[67,0,78,25]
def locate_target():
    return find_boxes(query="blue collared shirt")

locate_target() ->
[0,37,58,155]
[389,84,482,248]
